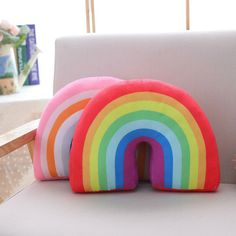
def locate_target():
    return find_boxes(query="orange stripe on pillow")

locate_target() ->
[47,99,90,177]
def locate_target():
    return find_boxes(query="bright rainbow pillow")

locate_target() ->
[70,79,220,193]
[33,77,120,180]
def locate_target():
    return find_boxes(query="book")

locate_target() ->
[26,24,40,85]
[16,24,40,85]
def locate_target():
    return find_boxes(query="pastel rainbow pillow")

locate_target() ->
[70,79,220,193]
[33,77,120,180]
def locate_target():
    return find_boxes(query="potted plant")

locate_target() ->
[0,20,40,95]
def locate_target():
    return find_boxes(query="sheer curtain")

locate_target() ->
[191,0,236,30]
[95,0,186,33]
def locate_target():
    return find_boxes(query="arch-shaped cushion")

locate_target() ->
[70,79,220,192]
[33,77,120,180]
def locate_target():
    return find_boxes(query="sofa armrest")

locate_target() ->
[0,119,39,159]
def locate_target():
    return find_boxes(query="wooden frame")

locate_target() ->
[85,0,91,33]
[91,0,96,33]
[0,119,39,160]
[85,0,96,33]
[186,0,190,30]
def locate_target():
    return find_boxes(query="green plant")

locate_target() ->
[0,20,29,48]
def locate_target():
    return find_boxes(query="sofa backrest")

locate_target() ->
[54,32,236,184]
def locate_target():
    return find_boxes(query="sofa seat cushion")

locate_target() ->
[0,182,235,235]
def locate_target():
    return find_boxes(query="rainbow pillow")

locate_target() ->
[33,77,120,180]
[70,79,220,193]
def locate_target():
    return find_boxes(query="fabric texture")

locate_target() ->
[33,77,120,180]
[70,79,220,193]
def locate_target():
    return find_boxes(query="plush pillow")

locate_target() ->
[70,79,220,193]
[33,77,120,180]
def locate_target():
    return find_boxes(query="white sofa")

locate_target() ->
[1,32,236,235]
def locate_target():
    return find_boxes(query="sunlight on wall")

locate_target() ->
[191,0,236,30]
[95,0,186,33]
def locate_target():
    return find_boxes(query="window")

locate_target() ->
[95,0,186,33]
[191,0,236,30]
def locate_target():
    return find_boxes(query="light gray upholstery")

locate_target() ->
[54,32,236,183]
[1,32,236,235]
[1,182,236,236]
